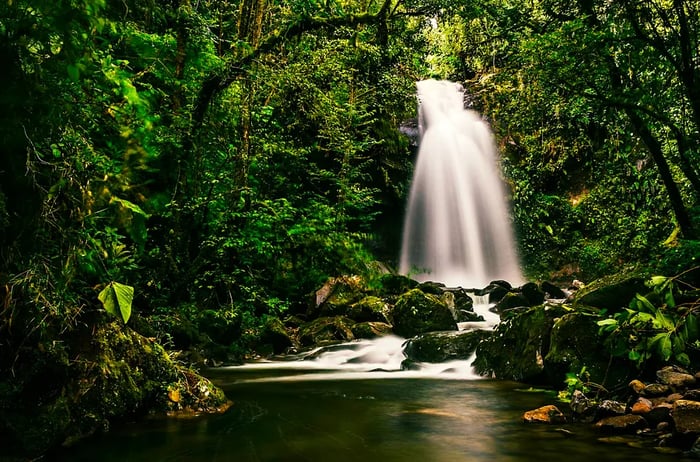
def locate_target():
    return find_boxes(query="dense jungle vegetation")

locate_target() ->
[1,0,699,457]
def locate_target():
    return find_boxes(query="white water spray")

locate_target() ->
[399,80,523,288]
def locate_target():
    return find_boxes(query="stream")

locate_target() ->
[54,337,689,462]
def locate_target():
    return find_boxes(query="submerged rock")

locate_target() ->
[523,405,567,424]
[390,289,457,338]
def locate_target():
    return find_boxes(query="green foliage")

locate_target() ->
[597,273,700,370]
[557,366,591,403]
[98,281,135,324]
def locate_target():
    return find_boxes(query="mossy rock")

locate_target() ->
[298,316,356,346]
[403,330,492,363]
[0,320,229,459]
[473,304,567,383]
[348,296,390,323]
[571,272,649,312]
[543,311,632,390]
[391,289,457,338]
[308,276,367,318]
[259,316,294,354]
[377,273,418,296]
[493,292,530,313]
[351,322,393,339]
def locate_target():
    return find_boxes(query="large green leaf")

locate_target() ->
[98,281,134,323]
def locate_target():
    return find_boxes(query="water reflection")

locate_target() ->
[54,374,689,462]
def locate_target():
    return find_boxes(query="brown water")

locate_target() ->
[53,366,689,462]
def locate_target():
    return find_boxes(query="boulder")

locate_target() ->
[570,273,648,312]
[259,317,294,354]
[390,289,457,338]
[520,282,545,305]
[657,366,696,389]
[476,282,510,304]
[493,292,530,313]
[672,400,700,435]
[540,281,567,300]
[351,322,393,339]
[403,330,492,363]
[523,405,566,424]
[377,274,418,296]
[308,276,366,318]
[347,296,390,323]
[298,316,356,346]
[544,311,631,390]
[473,304,566,383]
[594,415,648,434]
[440,288,477,322]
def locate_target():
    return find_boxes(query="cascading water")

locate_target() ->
[399,79,524,288]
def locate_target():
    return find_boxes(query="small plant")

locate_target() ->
[98,281,135,324]
[557,366,591,402]
[597,270,700,369]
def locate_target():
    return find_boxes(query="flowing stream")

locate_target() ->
[54,302,685,461]
[400,79,523,288]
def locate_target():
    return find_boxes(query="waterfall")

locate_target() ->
[399,79,523,288]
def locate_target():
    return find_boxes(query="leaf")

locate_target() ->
[596,318,617,326]
[98,281,134,323]
[67,64,80,81]
[676,352,691,367]
[628,349,641,361]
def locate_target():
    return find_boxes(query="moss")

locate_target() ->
[391,289,456,338]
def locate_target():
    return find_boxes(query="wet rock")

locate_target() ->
[645,403,672,427]
[540,281,567,300]
[642,383,670,397]
[473,304,565,383]
[672,400,700,435]
[377,273,418,296]
[520,282,546,305]
[403,330,492,363]
[629,379,646,394]
[259,317,294,354]
[596,400,627,418]
[594,415,648,434]
[477,282,509,304]
[416,281,446,295]
[390,289,457,338]
[298,316,356,346]
[440,288,477,322]
[308,276,366,318]
[493,292,530,313]
[657,366,696,389]
[544,311,630,389]
[570,273,648,312]
[523,405,567,424]
[684,390,700,401]
[631,397,653,415]
[348,296,390,323]
[570,390,596,422]
[351,322,393,339]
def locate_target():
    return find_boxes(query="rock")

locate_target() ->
[642,383,670,397]
[594,415,648,434]
[520,282,545,305]
[570,390,596,422]
[476,282,510,304]
[629,379,646,394]
[493,292,530,313]
[473,304,566,383]
[684,390,700,401]
[416,281,446,295]
[672,400,700,435]
[308,276,366,318]
[348,296,390,323]
[596,400,627,418]
[298,316,355,346]
[645,403,672,427]
[571,273,648,312]
[377,273,418,296]
[631,397,653,415]
[403,330,492,363]
[540,281,567,299]
[523,405,567,424]
[657,366,696,389]
[259,317,294,354]
[544,311,630,389]
[351,322,393,339]
[390,289,457,338]
[440,288,476,322]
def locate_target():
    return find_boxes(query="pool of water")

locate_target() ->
[53,362,688,462]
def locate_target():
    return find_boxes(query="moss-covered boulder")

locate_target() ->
[391,289,457,338]
[348,296,390,323]
[308,276,367,318]
[259,316,294,354]
[298,316,356,346]
[473,304,566,383]
[493,292,530,313]
[0,320,229,459]
[403,329,492,363]
[571,273,648,312]
[377,273,419,296]
[351,321,393,339]
[543,312,632,390]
